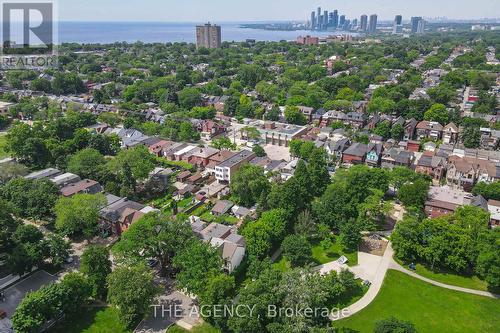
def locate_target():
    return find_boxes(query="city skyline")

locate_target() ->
[56,0,500,22]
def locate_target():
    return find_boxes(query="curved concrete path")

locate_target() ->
[331,242,499,321]
[389,260,500,299]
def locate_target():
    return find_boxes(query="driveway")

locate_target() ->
[135,290,201,333]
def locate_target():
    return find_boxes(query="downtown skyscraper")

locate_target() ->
[393,15,403,34]
[359,15,368,32]
[368,14,378,33]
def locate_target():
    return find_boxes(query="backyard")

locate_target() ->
[336,270,500,333]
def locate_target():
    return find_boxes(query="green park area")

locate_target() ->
[50,307,131,333]
[274,235,358,272]
[398,259,490,292]
[336,270,500,333]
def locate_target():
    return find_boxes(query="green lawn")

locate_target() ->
[336,270,500,333]
[166,322,220,333]
[311,237,358,266]
[50,306,131,333]
[408,261,489,292]
[0,134,8,158]
[273,236,358,272]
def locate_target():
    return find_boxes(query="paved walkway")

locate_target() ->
[389,261,500,299]
[331,242,499,321]
[330,243,394,321]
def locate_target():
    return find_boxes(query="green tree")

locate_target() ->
[424,103,449,125]
[252,144,266,157]
[54,193,107,237]
[45,233,71,268]
[113,213,194,277]
[80,245,112,300]
[1,178,59,219]
[397,179,430,209]
[107,265,159,328]
[67,148,106,181]
[391,123,404,141]
[242,209,287,260]
[231,164,270,207]
[281,234,311,267]
[177,87,202,109]
[340,222,362,251]
[284,105,307,125]
[210,136,236,150]
[173,240,223,295]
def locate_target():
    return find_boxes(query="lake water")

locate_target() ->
[55,22,349,44]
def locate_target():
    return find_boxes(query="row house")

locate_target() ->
[446,155,500,191]
[424,186,476,219]
[342,142,383,166]
[403,118,418,140]
[480,128,500,150]
[415,152,447,181]
[416,121,443,140]
[381,148,415,169]
[442,123,459,144]
[320,111,366,128]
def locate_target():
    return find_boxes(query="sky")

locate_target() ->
[57,0,500,22]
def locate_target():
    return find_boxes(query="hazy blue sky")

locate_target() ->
[58,0,500,21]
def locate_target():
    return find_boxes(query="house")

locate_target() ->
[0,101,14,116]
[60,179,103,197]
[424,186,475,218]
[211,200,234,216]
[176,170,192,182]
[415,152,447,181]
[25,168,61,180]
[189,147,220,167]
[297,106,315,123]
[365,143,383,167]
[488,200,500,227]
[148,140,174,157]
[443,123,459,144]
[50,173,81,189]
[381,148,415,169]
[215,150,256,183]
[325,138,351,161]
[342,143,368,165]
[345,112,366,129]
[231,206,252,219]
[198,120,227,140]
[406,140,420,153]
[416,121,443,140]
[99,196,153,235]
[173,145,197,161]
[192,221,246,273]
[446,156,500,191]
[206,151,237,174]
[186,172,205,185]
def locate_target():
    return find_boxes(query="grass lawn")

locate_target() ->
[200,211,240,225]
[167,322,220,333]
[336,270,500,333]
[49,306,131,333]
[311,237,358,266]
[402,260,490,292]
[0,134,7,158]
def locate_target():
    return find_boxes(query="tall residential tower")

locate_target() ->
[196,23,221,49]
